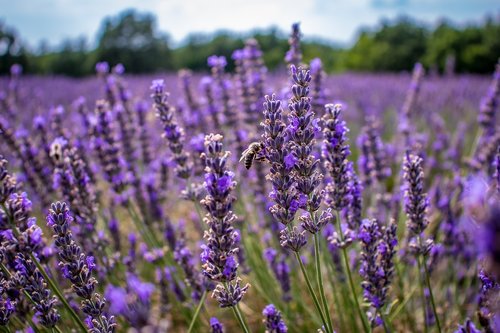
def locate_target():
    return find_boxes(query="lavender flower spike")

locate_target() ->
[14,254,60,328]
[260,94,305,250]
[263,304,288,333]
[285,23,302,67]
[288,65,330,235]
[454,319,481,333]
[151,79,192,179]
[47,202,116,333]
[200,133,249,307]
[322,103,352,211]
[358,219,397,327]
[402,152,441,331]
[478,59,500,137]
[403,152,430,240]
[210,317,224,333]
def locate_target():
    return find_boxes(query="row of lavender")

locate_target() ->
[0,23,499,332]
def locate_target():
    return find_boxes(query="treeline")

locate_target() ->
[1,9,499,76]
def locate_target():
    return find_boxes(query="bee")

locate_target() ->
[49,138,67,165]
[239,142,265,169]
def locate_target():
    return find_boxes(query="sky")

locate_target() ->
[0,0,499,49]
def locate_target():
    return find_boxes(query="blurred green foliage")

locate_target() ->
[0,10,499,76]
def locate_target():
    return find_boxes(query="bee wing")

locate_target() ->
[239,147,252,162]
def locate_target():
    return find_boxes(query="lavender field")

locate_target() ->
[0,30,499,333]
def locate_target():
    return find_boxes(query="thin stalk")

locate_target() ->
[389,284,417,321]
[187,290,207,333]
[294,251,331,333]
[421,253,442,333]
[223,283,251,333]
[186,179,206,234]
[236,303,251,328]
[126,204,160,247]
[468,127,483,158]
[394,259,416,329]
[416,255,429,333]
[323,245,347,332]
[231,306,250,333]
[335,211,370,333]
[314,233,334,333]
[380,312,392,333]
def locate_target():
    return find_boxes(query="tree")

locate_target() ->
[343,16,428,72]
[95,9,173,73]
[0,21,28,74]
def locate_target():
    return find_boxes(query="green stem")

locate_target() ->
[335,211,371,333]
[187,290,207,333]
[230,305,250,333]
[380,312,392,333]
[294,251,331,333]
[323,243,347,332]
[421,252,442,333]
[314,233,334,333]
[126,204,159,247]
[394,259,416,329]
[222,282,251,333]
[389,284,417,322]
[416,255,429,333]
[186,179,206,234]
[468,127,483,158]
[55,326,64,333]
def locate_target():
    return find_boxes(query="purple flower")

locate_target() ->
[174,228,205,301]
[105,285,127,315]
[403,152,430,248]
[263,248,291,301]
[189,133,206,153]
[357,116,390,186]
[322,104,352,211]
[359,219,397,327]
[47,202,116,332]
[285,23,302,67]
[223,256,237,280]
[232,49,245,61]
[263,304,288,333]
[127,274,154,303]
[95,62,109,75]
[284,152,296,170]
[207,55,227,68]
[477,60,500,136]
[217,174,233,193]
[10,63,22,76]
[210,317,224,333]
[15,254,60,328]
[200,134,249,306]
[454,319,481,333]
[310,58,322,74]
[151,79,192,180]
[113,63,125,75]
[0,298,15,325]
